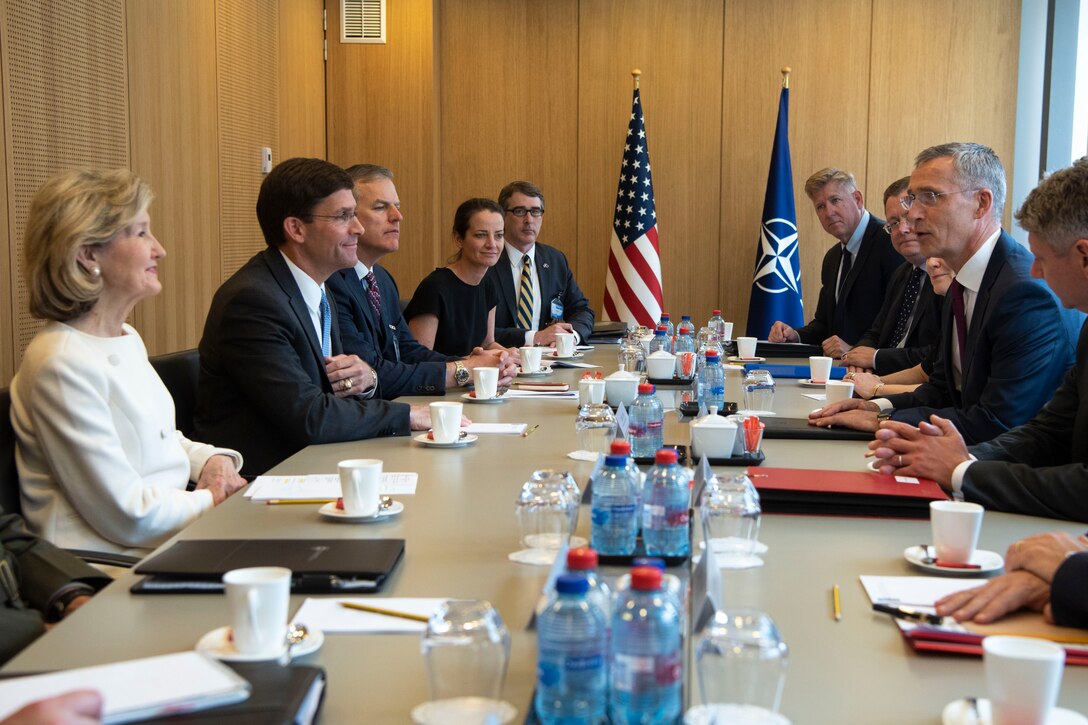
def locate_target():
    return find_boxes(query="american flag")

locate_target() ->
[603,86,662,328]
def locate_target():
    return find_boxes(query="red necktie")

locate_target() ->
[949,278,968,360]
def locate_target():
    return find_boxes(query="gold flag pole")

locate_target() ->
[781,66,791,89]
[632,68,642,89]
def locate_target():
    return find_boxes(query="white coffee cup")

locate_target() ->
[520,346,543,373]
[223,566,291,657]
[473,367,499,400]
[578,378,606,406]
[824,380,854,404]
[930,500,984,565]
[809,356,833,384]
[430,401,463,444]
[338,458,382,516]
[720,322,734,341]
[555,333,576,358]
[736,337,758,359]
[984,635,1065,725]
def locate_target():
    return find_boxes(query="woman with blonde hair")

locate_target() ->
[10,169,246,556]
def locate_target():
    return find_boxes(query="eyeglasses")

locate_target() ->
[900,189,979,210]
[506,206,545,218]
[303,209,357,225]
[882,218,902,235]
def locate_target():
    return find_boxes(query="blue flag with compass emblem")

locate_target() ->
[746,86,803,338]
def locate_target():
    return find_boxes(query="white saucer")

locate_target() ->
[942,698,1088,725]
[728,356,766,363]
[866,458,881,472]
[798,378,829,388]
[685,704,791,725]
[735,410,776,417]
[195,625,324,662]
[516,367,554,378]
[318,500,404,522]
[904,546,1004,576]
[411,698,517,725]
[546,351,584,360]
[461,392,506,404]
[414,433,478,448]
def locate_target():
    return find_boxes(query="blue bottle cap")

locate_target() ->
[604,455,628,467]
[632,557,666,571]
[556,574,589,594]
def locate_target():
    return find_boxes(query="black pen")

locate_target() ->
[872,602,943,625]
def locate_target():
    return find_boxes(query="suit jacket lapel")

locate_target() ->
[496,251,518,320]
[264,248,326,366]
[904,275,933,341]
[350,269,384,343]
[839,219,874,302]
[963,234,1010,376]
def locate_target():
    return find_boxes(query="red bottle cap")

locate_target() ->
[638,383,655,394]
[566,547,599,570]
[655,449,678,464]
[610,440,632,455]
[630,566,663,591]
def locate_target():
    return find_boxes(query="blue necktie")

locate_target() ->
[319,289,331,357]
[891,267,926,346]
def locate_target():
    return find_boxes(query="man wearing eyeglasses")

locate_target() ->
[840,176,941,375]
[768,168,903,358]
[486,181,595,348]
[326,164,517,399]
[811,143,1081,446]
[196,158,433,475]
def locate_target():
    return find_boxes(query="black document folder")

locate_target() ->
[723,340,823,358]
[131,538,404,594]
[761,416,874,441]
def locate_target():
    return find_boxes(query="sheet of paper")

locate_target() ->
[292,597,447,633]
[462,423,527,435]
[501,390,580,400]
[548,360,600,369]
[246,472,418,500]
[859,575,981,608]
[802,393,826,401]
[0,651,249,722]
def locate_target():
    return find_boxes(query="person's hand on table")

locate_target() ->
[768,321,798,343]
[934,570,1051,624]
[807,399,880,432]
[821,335,851,358]
[195,454,247,505]
[1005,532,1088,583]
[1,690,103,724]
[869,416,966,485]
[846,371,883,399]
[532,323,574,347]
[324,354,375,397]
[841,345,876,369]
[463,348,519,388]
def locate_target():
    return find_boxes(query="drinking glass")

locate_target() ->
[527,469,581,539]
[693,609,788,720]
[617,337,646,375]
[575,403,618,453]
[515,473,576,552]
[419,600,511,723]
[700,474,762,566]
[743,370,776,413]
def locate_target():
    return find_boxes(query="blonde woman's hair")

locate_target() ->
[24,168,152,321]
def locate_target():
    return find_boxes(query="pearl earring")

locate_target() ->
[91,266,101,277]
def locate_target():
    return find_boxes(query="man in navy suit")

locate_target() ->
[841,176,940,375]
[811,143,1081,446]
[768,168,903,357]
[486,181,595,348]
[327,164,516,399]
[195,158,432,475]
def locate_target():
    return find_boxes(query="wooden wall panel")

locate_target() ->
[868,0,1020,228]
[127,0,221,354]
[279,0,326,160]
[0,5,11,381]
[326,0,438,295]
[721,0,873,335]
[578,0,725,323]
[439,0,579,280]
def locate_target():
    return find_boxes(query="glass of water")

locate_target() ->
[700,473,762,567]
[743,369,776,413]
[692,609,789,721]
[575,403,617,453]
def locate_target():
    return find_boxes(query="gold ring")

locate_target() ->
[344,378,353,390]
[1015,541,1022,552]
[898,455,903,466]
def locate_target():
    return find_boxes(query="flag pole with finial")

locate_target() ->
[781,65,791,89]
[632,68,641,89]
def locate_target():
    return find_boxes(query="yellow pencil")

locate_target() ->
[833,584,842,621]
[340,601,430,623]
[264,498,336,505]
[522,424,540,437]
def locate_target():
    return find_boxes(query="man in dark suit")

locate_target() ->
[195,158,431,475]
[768,168,903,357]
[841,177,940,375]
[486,181,595,348]
[1,507,110,665]
[327,164,516,399]
[812,143,1081,446]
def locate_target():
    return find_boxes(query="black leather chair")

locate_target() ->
[0,388,20,517]
[149,348,200,438]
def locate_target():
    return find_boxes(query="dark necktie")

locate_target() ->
[516,255,534,330]
[891,267,926,346]
[364,270,382,323]
[837,246,853,300]
[319,289,331,357]
[950,278,968,362]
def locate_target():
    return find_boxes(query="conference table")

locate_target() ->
[6,347,1088,723]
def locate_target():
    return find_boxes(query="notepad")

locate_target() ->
[245,472,418,500]
[293,597,447,633]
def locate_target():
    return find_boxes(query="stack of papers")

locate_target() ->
[246,473,418,501]
[462,423,528,435]
[501,389,579,400]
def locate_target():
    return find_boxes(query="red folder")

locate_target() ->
[746,467,951,518]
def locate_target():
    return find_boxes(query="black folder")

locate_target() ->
[148,663,326,724]
[723,340,823,358]
[131,538,404,594]
[761,416,874,441]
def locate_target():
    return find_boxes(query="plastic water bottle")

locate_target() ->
[629,384,665,459]
[642,449,691,557]
[708,309,727,341]
[658,313,674,340]
[610,566,682,724]
[536,574,608,724]
[675,315,696,355]
[615,557,686,632]
[646,327,670,356]
[700,349,726,412]
[565,547,613,628]
[590,455,639,555]
[605,439,644,515]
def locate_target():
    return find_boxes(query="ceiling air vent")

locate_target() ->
[342,0,386,44]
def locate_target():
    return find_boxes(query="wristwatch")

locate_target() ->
[453,361,470,387]
[876,411,894,422]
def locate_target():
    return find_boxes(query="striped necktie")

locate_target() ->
[516,254,534,330]
[319,289,331,357]
[364,270,382,323]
